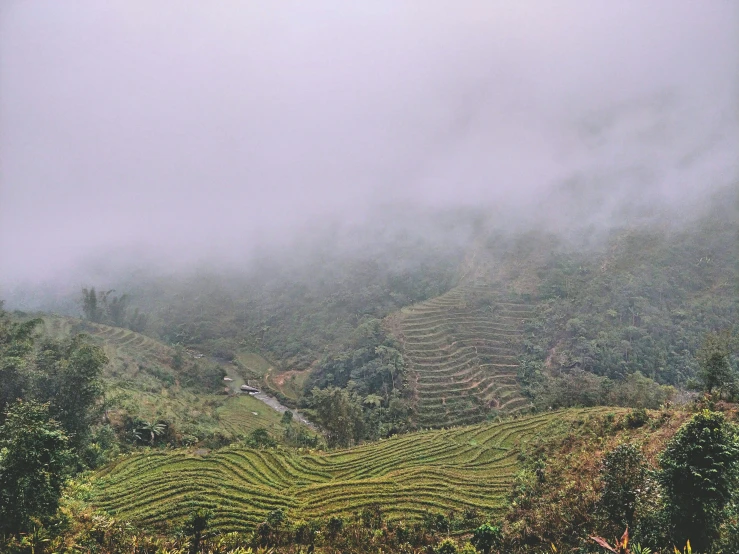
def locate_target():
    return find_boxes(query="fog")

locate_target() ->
[1,1,738,288]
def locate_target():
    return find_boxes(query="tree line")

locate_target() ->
[0,303,108,537]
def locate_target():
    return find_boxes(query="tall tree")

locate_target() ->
[80,287,101,322]
[698,331,736,398]
[107,293,130,326]
[310,387,364,447]
[0,400,73,535]
[599,443,648,532]
[35,336,107,451]
[0,310,41,420]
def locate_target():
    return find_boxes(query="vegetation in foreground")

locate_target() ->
[3,403,739,553]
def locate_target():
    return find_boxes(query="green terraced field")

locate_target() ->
[42,315,176,373]
[89,408,616,533]
[396,283,534,428]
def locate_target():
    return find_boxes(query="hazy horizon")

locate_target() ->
[1,1,738,287]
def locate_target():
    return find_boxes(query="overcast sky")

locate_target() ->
[1,1,738,284]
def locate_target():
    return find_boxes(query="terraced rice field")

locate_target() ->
[43,316,175,367]
[90,408,615,532]
[83,320,175,364]
[396,283,534,428]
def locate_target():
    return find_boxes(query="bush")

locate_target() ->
[471,524,501,554]
[436,538,459,554]
[658,410,739,552]
[625,408,649,429]
[599,444,648,530]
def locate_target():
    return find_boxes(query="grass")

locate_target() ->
[235,351,273,380]
[217,395,290,437]
[87,407,619,533]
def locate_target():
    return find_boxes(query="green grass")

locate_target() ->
[217,395,290,437]
[235,351,273,379]
[88,408,618,532]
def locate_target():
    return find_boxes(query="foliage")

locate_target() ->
[697,331,737,399]
[591,528,634,554]
[80,287,149,332]
[521,206,738,398]
[599,444,648,530]
[0,400,73,535]
[0,311,42,420]
[34,335,108,451]
[500,409,689,553]
[306,386,365,447]
[0,306,107,457]
[133,420,167,445]
[625,407,649,429]
[183,508,213,553]
[304,319,413,442]
[658,410,739,552]
[470,523,502,554]
[244,427,276,449]
[436,537,460,554]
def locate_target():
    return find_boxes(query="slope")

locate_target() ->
[88,407,617,533]
[41,315,312,444]
[396,283,534,428]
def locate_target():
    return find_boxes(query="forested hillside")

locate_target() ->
[517,190,739,408]
[10,187,736,436]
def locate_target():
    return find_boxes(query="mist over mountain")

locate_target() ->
[1,1,737,291]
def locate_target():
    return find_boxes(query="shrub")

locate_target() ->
[471,524,501,554]
[658,410,739,552]
[436,538,459,554]
[599,444,648,531]
[625,408,649,429]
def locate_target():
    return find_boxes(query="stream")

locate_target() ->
[247,391,318,431]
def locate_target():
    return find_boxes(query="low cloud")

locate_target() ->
[1,1,737,286]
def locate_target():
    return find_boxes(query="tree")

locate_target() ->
[0,400,73,535]
[280,410,293,426]
[35,336,107,451]
[127,307,148,333]
[0,312,41,420]
[436,538,459,554]
[183,508,212,554]
[134,420,166,445]
[599,444,648,531]
[80,287,109,323]
[245,427,276,449]
[471,523,502,554]
[106,293,130,326]
[698,331,736,398]
[309,387,364,447]
[80,287,147,331]
[658,410,739,552]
